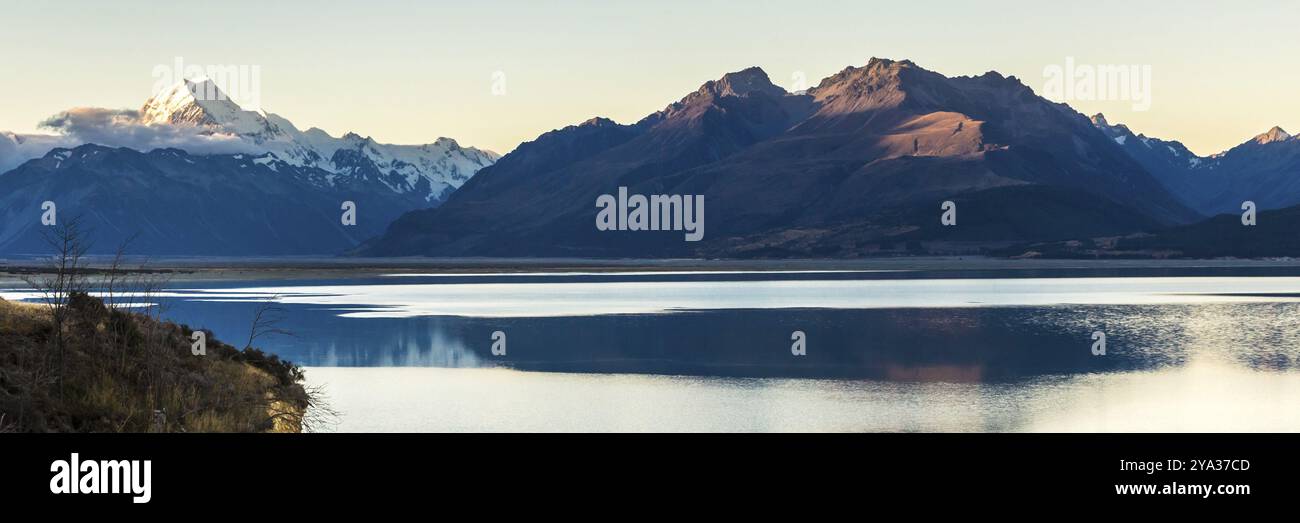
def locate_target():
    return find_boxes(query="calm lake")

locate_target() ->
[7,270,1300,431]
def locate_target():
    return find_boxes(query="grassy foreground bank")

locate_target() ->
[0,294,318,432]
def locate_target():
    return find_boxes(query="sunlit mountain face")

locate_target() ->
[362,59,1201,258]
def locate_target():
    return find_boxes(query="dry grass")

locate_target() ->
[0,295,311,433]
[0,299,48,336]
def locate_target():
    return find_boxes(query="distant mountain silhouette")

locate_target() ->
[360,58,1198,258]
[1092,115,1300,217]
[0,144,428,255]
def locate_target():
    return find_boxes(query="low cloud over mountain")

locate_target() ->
[2,106,260,173]
[37,107,254,154]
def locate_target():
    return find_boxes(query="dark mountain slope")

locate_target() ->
[361,58,1199,258]
[0,145,429,255]
[1093,116,1300,217]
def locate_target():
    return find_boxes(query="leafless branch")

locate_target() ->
[245,295,295,350]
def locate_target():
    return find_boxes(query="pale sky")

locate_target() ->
[2,0,1296,156]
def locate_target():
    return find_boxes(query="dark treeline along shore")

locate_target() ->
[8,256,1300,286]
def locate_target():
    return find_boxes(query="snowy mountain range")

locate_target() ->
[5,68,1298,259]
[137,78,499,203]
[1091,114,1300,216]
[0,78,499,255]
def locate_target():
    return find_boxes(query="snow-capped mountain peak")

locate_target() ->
[140,78,273,136]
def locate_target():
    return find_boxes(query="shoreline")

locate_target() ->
[6,255,1300,284]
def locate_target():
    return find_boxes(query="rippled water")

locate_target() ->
[6,272,1300,431]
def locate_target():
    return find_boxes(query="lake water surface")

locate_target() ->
[6,271,1300,431]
